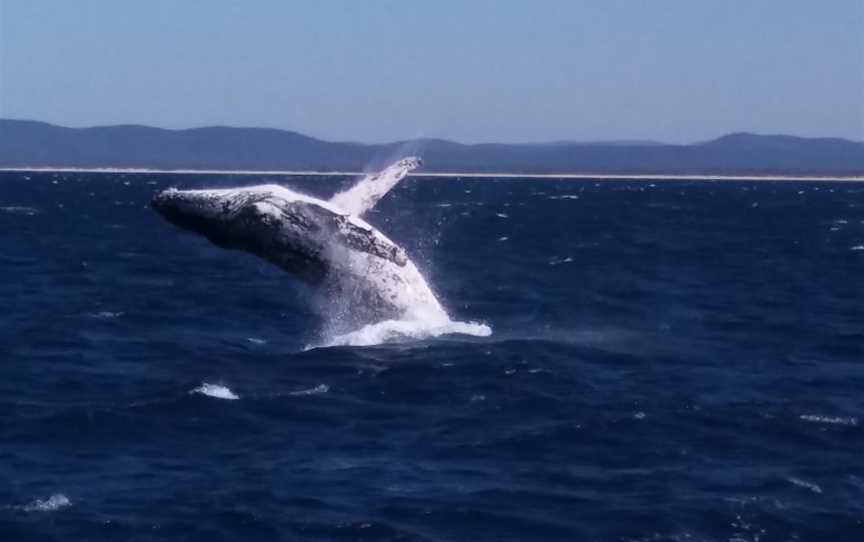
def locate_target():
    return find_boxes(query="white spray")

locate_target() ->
[318,157,491,347]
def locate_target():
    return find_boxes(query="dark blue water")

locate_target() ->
[2,171,864,541]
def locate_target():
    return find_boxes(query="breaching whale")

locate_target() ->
[150,158,451,325]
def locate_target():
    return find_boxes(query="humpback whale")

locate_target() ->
[151,158,451,326]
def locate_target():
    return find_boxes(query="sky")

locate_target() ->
[0,0,862,144]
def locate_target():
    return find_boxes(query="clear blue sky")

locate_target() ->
[1,0,861,143]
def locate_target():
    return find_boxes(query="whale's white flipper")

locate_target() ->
[329,157,421,217]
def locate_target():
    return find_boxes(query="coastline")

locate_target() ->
[1,166,863,182]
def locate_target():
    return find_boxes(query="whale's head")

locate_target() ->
[151,186,329,280]
[151,188,236,244]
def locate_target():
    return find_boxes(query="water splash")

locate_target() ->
[320,161,493,346]
[322,318,491,348]
[313,244,492,348]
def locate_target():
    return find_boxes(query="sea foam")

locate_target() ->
[800,414,857,426]
[323,318,491,348]
[22,494,71,512]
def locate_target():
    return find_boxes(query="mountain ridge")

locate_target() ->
[2,119,862,175]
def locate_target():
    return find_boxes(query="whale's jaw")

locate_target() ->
[151,188,235,247]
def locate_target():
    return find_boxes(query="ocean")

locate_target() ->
[1,171,863,541]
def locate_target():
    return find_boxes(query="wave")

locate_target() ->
[799,414,858,426]
[287,384,330,396]
[190,383,239,400]
[0,205,38,216]
[89,311,124,319]
[22,494,71,512]
[787,477,823,494]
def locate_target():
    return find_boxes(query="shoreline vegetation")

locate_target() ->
[2,166,863,182]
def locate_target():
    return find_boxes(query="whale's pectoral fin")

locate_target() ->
[328,157,422,216]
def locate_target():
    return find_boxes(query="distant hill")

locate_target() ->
[1,119,862,176]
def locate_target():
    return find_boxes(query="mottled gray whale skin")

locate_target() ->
[151,186,406,285]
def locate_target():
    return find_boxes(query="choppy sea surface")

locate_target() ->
[2,171,863,541]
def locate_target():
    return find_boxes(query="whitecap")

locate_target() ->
[549,256,574,266]
[498,236,509,242]
[22,494,71,512]
[0,205,38,216]
[800,414,857,426]
[548,194,580,200]
[246,337,267,345]
[191,383,239,400]
[90,311,124,319]
[787,477,822,494]
[289,384,329,396]
[496,212,509,218]
[850,246,864,251]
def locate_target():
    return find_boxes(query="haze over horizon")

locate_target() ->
[1,0,862,144]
